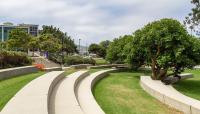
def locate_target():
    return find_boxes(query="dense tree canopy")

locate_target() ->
[184,0,200,34]
[133,18,200,80]
[106,18,200,80]
[40,25,77,54]
[38,34,61,53]
[106,35,132,64]
[7,29,31,51]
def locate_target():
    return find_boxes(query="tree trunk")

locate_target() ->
[158,69,168,80]
[151,58,157,80]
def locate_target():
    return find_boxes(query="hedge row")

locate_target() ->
[64,56,96,66]
[0,50,32,69]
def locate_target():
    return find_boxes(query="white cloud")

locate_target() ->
[0,0,192,44]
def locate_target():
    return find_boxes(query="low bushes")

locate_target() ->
[0,50,32,69]
[64,56,96,66]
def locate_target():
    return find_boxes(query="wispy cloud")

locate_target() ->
[0,0,192,45]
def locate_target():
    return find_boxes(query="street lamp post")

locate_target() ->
[61,33,65,68]
[79,38,81,55]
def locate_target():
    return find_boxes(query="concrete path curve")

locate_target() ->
[49,70,89,114]
[76,69,115,114]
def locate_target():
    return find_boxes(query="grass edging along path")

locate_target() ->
[0,71,45,111]
[173,69,200,101]
[93,70,182,114]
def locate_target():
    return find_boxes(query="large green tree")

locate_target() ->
[40,25,77,54]
[106,35,132,64]
[38,34,61,53]
[134,18,200,80]
[184,0,200,34]
[7,29,31,52]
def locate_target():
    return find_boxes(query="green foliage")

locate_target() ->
[99,40,111,49]
[64,56,96,65]
[88,44,106,58]
[0,42,7,50]
[133,18,200,79]
[7,29,31,51]
[38,34,61,53]
[123,32,146,70]
[106,35,132,64]
[40,25,77,54]
[0,50,32,69]
[184,0,200,32]
[40,25,77,63]
[88,44,101,54]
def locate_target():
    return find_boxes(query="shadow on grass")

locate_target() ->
[174,79,200,100]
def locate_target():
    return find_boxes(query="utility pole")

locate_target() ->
[61,33,65,68]
[86,42,88,56]
[79,38,81,55]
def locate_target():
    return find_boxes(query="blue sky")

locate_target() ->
[0,0,193,45]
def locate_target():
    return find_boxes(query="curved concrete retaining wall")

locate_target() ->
[71,64,91,69]
[140,76,200,114]
[77,69,116,114]
[49,71,89,114]
[44,67,62,72]
[1,71,65,114]
[0,66,38,80]
[89,64,126,69]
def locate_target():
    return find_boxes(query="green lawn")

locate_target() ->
[93,70,182,114]
[94,58,108,65]
[89,68,111,73]
[64,68,79,76]
[0,71,45,111]
[173,69,200,100]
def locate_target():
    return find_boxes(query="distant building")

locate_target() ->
[0,22,39,42]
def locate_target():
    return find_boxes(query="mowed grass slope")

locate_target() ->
[0,72,45,110]
[93,70,182,114]
[174,69,200,100]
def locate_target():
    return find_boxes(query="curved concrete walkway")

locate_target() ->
[1,69,115,114]
[76,69,115,114]
[1,71,65,114]
[49,70,89,114]
[140,76,200,114]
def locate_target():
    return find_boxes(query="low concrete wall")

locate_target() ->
[1,71,65,114]
[77,69,116,114]
[0,66,38,80]
[71,64,91,69]
[89,64,126,69]
[44,67,62,72]
[140,76,200,114]
[48,71,89,114]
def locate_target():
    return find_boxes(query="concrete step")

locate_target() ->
[49,71,89,114]
[32,57,60,68]
[1,71,65,114]
[76,69,115,114]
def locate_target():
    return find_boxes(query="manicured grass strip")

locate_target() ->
[93,70,182,114]
[89,68,111,73]
[0,71,45,111]
[173,69,200,100]
[64,68,79,76]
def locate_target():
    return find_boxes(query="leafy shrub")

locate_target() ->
[83,57,96,65]
[64,55,96,66]
[34,64,45,71]
[0,50,32,69]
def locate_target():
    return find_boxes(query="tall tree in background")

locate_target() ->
[7,29,31,52]
[184,0,200,35]
[106,35,132,64]
[40,25,77,54]
[38,34,61,53]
